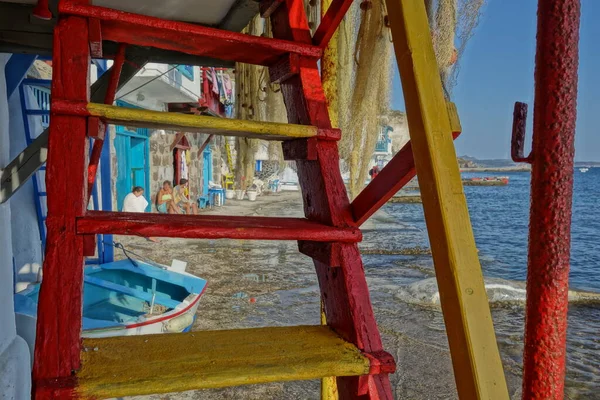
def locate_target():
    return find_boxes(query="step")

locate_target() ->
[59,2,323,66]
[76,325,392,398]
[76,211,362,242]
[52,101,340,141]
[24,109,50,116]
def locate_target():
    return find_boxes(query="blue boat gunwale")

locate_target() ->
[15,259,207,330]
[87,259,207,295]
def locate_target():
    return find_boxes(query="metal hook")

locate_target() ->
[511,102,533,163]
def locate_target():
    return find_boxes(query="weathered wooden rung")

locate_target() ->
[51,101,341,142]
[59,2,323,67]
[298,241,342,267]
[76,211,362,242]
[72,325,394,398]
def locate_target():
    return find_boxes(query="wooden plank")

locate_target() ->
[197,134,214,154]
[58,2,323,66]
[76,211,362,242]
[32,9,91,389]
[269,1,394,398]
[51,101,341,141]
[351,102,461,226]
[75,326,371,398]
[84,275,180,309]
[88,18,102,58]
[298,241,341,267]
[87,43,126,206]
[1,50,147,206]
[260,0,285,18]
[0,129,48,205]
[312,0,353,48]
[384,0,509,398]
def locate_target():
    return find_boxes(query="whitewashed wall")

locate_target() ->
[0,53,33,400]
[9,86,43,287]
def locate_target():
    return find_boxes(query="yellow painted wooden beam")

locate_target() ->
[321,0,339,129]
[76,325,370,398]
[446,102,462,134]
[84,102,327,141]
[320,2,340,398]
[320,300,339,400]
[384,0,509,399]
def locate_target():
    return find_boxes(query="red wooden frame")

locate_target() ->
[269,1,394,397]
[58,2,323,66]
[33,3,91,397]
[77,211,362,242]
[351,131,461,226]
[33,1,395,398]
[312,0,354,48]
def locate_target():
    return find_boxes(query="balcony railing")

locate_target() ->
[374,140,388,153]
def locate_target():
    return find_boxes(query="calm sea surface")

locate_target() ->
[388,168,600,292]
[377,168,600,398]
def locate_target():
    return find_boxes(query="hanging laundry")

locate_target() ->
[225,104,234,118]
[181,150,189,180]
[211,68,219,95]
[222,73,233,104]
[218,70,227,104]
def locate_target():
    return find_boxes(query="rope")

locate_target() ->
[115,65,178,100]
[103,241,166,270]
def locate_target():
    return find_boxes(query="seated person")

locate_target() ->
[122,186,149,213]
[156,180,178,214]
[173,178,199,215]
[122,186,158,242]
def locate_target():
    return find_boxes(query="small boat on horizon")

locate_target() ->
[15,258,207,338]
[579,167,589,173]
[462,176,509,186]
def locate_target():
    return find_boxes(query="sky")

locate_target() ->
[391,0,600,161]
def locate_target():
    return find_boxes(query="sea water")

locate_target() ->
[376,168,600,398]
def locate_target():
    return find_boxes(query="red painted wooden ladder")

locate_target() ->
[32,0,396,398]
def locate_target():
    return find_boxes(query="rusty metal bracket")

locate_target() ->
[511,101,533,163]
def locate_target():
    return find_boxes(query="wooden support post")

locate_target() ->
[88,18,102,58]
[269,1,393,398]
[87,43,126,199]
[85,43,127,255]
[33,4,91,397]
[197,134,214,155]
[384,0,509,398]
[313,0,353,48]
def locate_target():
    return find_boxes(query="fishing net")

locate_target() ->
[426,0,485,96]
[231,0,483,197]
[334,0,393,199]
[234,17,287,189]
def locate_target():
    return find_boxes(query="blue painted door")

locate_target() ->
[130,137,146,188]
[115,134,130,211]
[202,147,212,196]
[115,133,150,211]
[115,101,150,212]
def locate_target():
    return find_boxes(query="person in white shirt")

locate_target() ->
[121,187,157,242]
[122,186,149,213]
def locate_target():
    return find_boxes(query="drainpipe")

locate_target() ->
[522,0,581,398]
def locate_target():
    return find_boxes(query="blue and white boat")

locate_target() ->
[15,259,207,338]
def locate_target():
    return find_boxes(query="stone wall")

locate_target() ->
[383,109,410,154]
[111,127,222,210]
